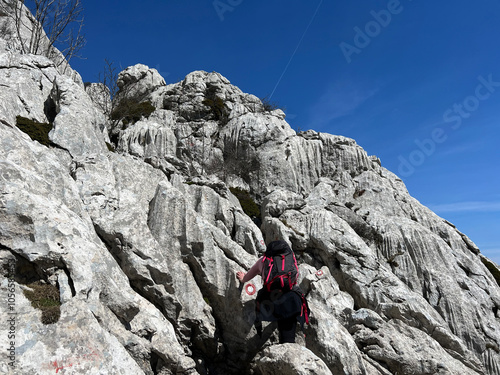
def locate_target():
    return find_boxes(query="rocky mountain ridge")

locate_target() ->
[1,6,500,374]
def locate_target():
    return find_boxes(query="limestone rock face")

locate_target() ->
[49,75,109,157]
[85,82,112,116]
[251,344,333,375]
[0,114,196,375]
[0,52,58,125]
[2,14,500,374]
[0,0,83,84]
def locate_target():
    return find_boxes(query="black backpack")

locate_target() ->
[262,240,299,292]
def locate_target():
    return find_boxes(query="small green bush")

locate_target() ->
[203,85,228,124]
[16,116,53,147]
[111,99,155,126]
[230,187,260,219]
[203,96,226,120]
[260,96,283,112]
[23,281,61,325]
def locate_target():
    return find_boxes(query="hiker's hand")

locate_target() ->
[236,271,246,282]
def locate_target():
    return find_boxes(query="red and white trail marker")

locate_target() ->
[245,284,256,295]
[316,269,324,277]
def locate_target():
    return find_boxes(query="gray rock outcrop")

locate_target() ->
[1,10,500,375]
[251,344,333,375]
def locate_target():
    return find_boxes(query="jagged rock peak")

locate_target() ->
[117,63,166,99]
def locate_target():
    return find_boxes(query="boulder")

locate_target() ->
[251,344,333,375]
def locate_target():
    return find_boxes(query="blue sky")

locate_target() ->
[68,0,499,263]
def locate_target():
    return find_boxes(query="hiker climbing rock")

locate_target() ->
[237,240,310,344]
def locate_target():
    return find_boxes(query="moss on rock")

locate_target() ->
[230,187,260,219]
[23,281,61,325]
[16,116,54,147]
